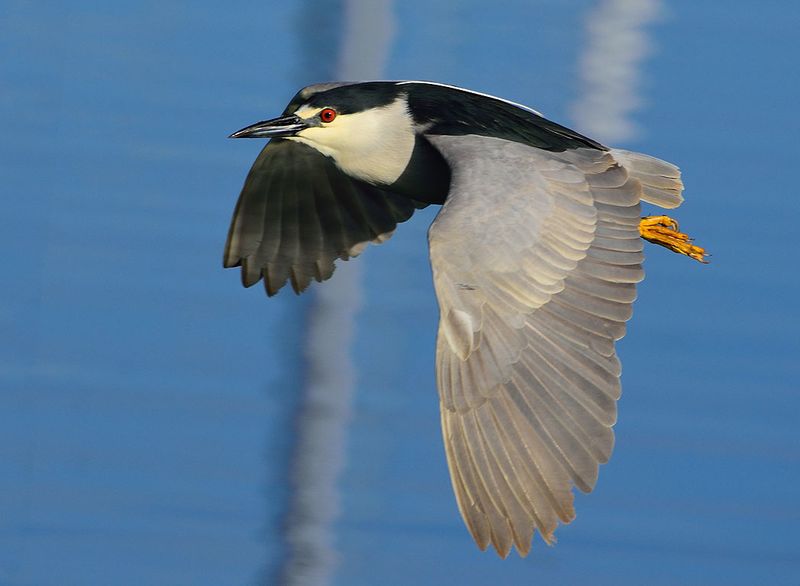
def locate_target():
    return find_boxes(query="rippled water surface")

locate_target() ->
[2,1,798,584]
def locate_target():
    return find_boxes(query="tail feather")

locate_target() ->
[611,148,684,209]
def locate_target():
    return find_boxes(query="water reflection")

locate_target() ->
[571,0,663,143]
[275,2,395,585]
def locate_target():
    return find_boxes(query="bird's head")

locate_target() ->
[230,82,420,187]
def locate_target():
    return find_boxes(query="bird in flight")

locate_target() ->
[225,81,707,557]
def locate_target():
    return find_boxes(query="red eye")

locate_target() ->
[320,108,337,123]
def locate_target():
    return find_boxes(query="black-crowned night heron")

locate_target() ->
[226,81,706,557]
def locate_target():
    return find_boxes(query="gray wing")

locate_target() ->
[225,138,426,296]
[427,135,675,557]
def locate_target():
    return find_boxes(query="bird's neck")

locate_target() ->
[383,134,450,204]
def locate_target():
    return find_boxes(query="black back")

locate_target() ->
[403,82,606,152]
[285,81,606,152]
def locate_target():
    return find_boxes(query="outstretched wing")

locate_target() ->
[225,138,426,296]
[427,135,674,557]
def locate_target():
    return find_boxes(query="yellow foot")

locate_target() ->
[639,215,709,263]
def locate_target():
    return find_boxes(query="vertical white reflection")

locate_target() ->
[337,0,396,79]
[570,0,663,143]
[279,2,395,585]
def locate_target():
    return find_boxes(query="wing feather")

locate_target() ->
[225,138,426,296]
[611,148,684,209]
[427,135,683,556]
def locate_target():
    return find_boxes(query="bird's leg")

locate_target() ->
[639,215,708,263]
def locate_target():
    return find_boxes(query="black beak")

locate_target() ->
[228,114,307,139]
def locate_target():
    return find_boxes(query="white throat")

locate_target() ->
[289,97,416,186]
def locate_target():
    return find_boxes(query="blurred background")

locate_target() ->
[2,0,798,584]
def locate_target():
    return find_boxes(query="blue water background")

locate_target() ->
[1,1,798,584]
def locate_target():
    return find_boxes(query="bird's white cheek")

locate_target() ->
[293,125,337,151]
[290,102,416,186]
[291,126,413,185]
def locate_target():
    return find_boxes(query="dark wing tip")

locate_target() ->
[289,267,314,295]
[223,255,242,269]
[240,264,262,288]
